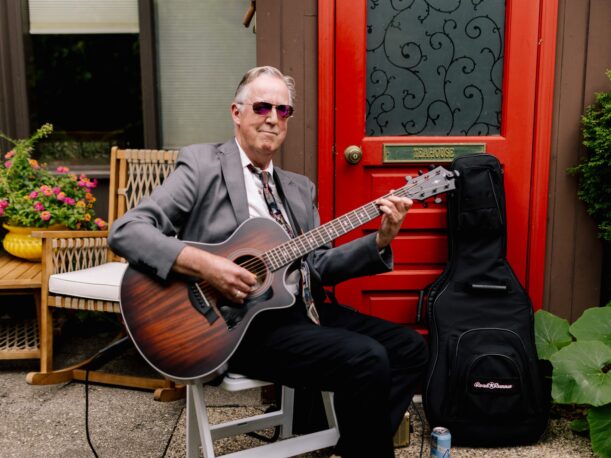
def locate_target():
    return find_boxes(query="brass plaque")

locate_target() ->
[383,143,485,163]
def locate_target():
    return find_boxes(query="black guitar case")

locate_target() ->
[422,153,549,446]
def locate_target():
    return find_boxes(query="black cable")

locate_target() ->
[83,336,131,458]
[161,405,186,457]
[85,369,100,458]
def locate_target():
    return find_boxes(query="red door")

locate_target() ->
[330,0,543,325]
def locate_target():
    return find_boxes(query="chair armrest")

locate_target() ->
[36,230,114,277]
[32,230,109,239]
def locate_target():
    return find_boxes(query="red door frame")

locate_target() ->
[317,0,559,310]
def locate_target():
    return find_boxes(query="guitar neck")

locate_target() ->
[262,182,428,272]
[263,200,378,272]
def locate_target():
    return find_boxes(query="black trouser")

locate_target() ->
[229,300,428,458]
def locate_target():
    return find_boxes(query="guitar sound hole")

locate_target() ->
[217,253,273,330]
[234,254,269,297]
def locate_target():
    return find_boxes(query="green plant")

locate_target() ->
[0,124,106,230]
[569,70,611,241]
[535,303,611,458]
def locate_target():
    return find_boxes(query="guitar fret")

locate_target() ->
[305,234,316,251]
[268,250,280,270]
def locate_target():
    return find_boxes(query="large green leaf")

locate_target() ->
[535,310,572,360]
[589,404,611,458]
[570,306,611,347]
[550,341,611,406]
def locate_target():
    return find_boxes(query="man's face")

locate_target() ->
[231,75,291,168]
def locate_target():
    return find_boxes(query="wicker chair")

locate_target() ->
[26,146,185,401]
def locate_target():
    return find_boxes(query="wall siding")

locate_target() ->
[545,0,611,320]
[256,0,318,184]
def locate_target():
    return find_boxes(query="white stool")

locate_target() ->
[186,373,340,458]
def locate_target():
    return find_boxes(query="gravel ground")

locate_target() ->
[0,312,597,458]
[161,398,595,457]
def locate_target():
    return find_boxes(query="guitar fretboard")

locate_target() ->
[261,167,450,271]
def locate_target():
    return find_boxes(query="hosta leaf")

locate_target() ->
[588,404,611,458]
[570,307,611,347]
[535,310,572,360]
[550,341,611,406]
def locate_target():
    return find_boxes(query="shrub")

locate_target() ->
[569,70,611,241]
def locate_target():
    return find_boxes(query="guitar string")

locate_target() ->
[193,173,448,297]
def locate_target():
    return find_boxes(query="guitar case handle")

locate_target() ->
[454,281,510,294]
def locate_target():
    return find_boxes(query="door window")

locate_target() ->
[366,0,506,136]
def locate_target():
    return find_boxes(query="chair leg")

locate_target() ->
[38,294,53,373]
[185,381,340,458]
[279,386,294,439]
[187,384,216,458]
[322,391,338,429]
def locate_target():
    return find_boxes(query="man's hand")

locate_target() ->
[173,245,256,304]
[375,193,413,249]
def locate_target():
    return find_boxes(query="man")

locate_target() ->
[108,66,427,457]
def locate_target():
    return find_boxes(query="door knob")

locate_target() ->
[344,145,362,164]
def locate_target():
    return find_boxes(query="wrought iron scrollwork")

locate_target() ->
[366,0,505,136]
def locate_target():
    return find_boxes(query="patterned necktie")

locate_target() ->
[248,164,320,325]
[248,164,295,238]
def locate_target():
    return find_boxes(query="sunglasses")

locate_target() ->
[241,101,294,119]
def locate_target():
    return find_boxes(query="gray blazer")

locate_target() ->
[108,140,392,298]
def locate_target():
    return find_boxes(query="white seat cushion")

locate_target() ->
[49,262,128,302]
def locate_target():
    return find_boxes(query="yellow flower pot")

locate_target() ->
[2,223,64,261]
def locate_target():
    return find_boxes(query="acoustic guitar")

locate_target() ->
[120,166,458,382]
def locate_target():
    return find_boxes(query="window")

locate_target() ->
[28,34,143,164]
[27,0,142,165]
[154,0,256,148]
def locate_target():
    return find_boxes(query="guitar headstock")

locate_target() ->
[402,166,459,201]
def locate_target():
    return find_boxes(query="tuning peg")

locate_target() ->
[434,197,442,204]
[418,169,424,176]
[405,175,413,182]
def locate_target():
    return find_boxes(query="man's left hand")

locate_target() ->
[375,193,413,249]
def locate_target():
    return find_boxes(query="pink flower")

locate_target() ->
[56,166,70,173]
[0,199,9,209]
[33,201,44,212]
[94,218,107,229]
[85,179,98,189]
[4,150,15,159]
[4,161,11,168]
[52,187,61,194]
[0,207,4,217]
[40,211,51,221]
[64,197,76,205]
[56,192,66,202]
[77,180,86,187]
[29,191,39,199]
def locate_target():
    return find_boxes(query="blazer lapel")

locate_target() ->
[275,168,308,235]
[219,140,250,223]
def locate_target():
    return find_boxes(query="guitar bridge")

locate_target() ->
[188,282,219,325]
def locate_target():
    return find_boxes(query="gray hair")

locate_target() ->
[234,66,296,107]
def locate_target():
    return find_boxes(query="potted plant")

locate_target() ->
[0,124,106,261]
